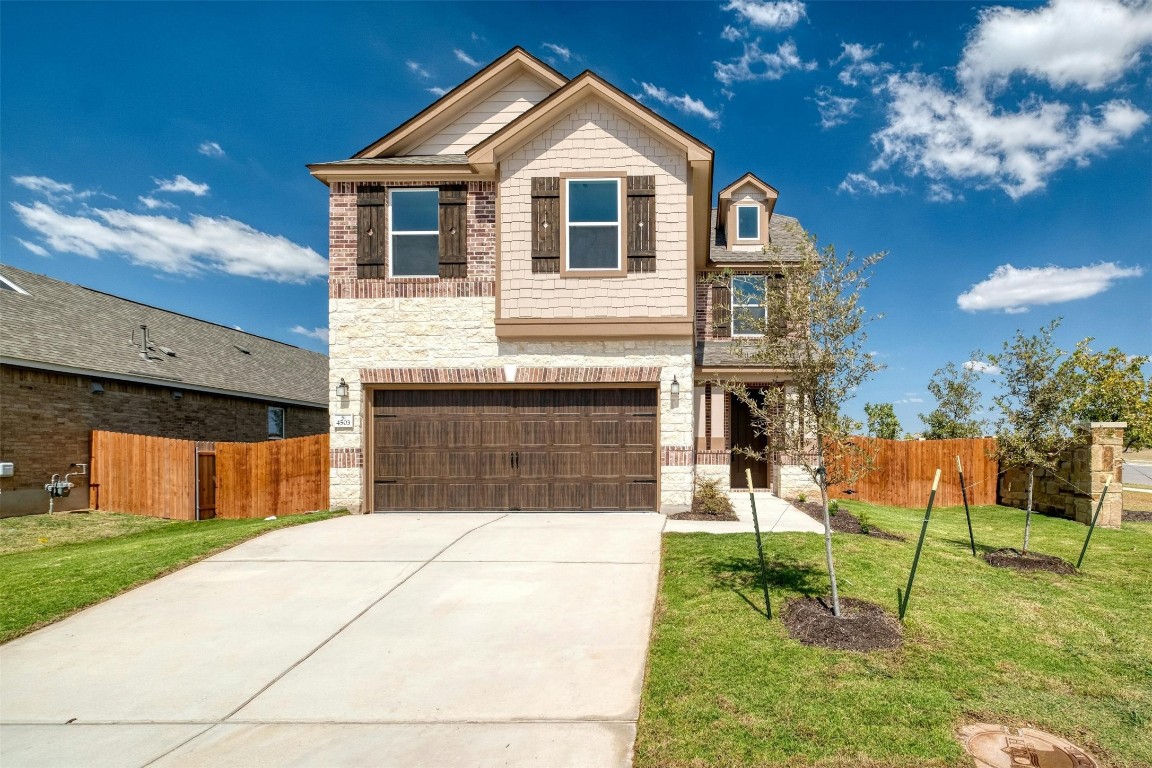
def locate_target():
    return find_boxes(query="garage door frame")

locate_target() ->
[362,383,661,512]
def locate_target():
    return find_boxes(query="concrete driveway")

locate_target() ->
[0,513,663,767]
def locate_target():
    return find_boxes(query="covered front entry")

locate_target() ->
[729,391,770,489]
[370,388,658,511]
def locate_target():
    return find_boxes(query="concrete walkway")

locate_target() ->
[663,490,825,534]
[0,513,663,767]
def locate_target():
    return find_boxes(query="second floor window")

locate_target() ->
[566,178,621,270]
[736,205,760,241]
[389,188,440,277]
[732,275,768,337]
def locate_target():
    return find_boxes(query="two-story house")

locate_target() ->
[310,47,810,515]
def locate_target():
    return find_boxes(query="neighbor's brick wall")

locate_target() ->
[0,365,326,517]
[998,422,1126,528]
[500,98,690,319]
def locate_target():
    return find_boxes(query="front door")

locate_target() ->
[730,393,769,489]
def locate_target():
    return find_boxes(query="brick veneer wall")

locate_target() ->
[998,422,1126,528]
[0,365,327,517]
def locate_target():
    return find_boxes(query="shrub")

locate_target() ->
[692,478,736,518]
[829,500,839,517]
[797,492,807,503]
[857,511,872,535]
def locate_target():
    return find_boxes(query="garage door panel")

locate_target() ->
[371,388,657,512]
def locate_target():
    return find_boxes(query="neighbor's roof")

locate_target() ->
[708,209,809,263]
[0,265,327,407]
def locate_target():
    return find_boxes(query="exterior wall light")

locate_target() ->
[336,378,349,398]
[671,376,680,398]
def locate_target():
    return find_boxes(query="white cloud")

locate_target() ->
[957,262,1144,313]
[11,200,327,284]
[714,39,816,85]
[895,395,925,404]
[834,42,889,86]
[198,141,225,158]
[541,42,571,61]
[138,195,177,210]
[153,175,210,197]
[454,49,481,68]
[636,82,721,126]
[837,172,903,196]
[959,0,1152,92]
[724,0,806,31]
[16,238,49,257]
[406,60,431,79]
[869,0,1152,199]
[291,325,330,344]
[427,86,449,97]
[873,73,1148,199]
[964,360,1001,375]
[11,175,97,202]
[721,25,745,42]
[812,86,857,128]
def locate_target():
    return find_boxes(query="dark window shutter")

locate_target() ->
[627,175,656,273]
[531,177,560,273]
[712,282,731,338]
[766,274,787,338]
[356,189,387,279]
[438,185,468,278]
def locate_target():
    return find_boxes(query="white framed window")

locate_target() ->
[268,407,286,440]
[735,204,760,241]
[731,275,768,337]
[388,188,439,277]
[565,177,621,271]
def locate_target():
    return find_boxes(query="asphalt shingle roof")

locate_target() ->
[708,209,809,263]
[0,266,327,407]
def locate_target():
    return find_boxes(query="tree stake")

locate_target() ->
[900,468,940,621]
[746,469,772,620]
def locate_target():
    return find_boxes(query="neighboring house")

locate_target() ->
[311,47,809,514]
[0,265,329,517]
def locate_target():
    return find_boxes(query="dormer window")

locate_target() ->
[736,205,760,241]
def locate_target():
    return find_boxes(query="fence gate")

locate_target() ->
[196,444,217,520]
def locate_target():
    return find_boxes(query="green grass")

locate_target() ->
[0,511,175,555]
[635,503,1152,768]
[0,510,348,643]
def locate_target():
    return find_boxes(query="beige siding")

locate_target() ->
[499,98,690,319]
[410,74,554,155]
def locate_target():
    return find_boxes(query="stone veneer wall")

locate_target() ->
[500,98,690,319]
[998,422,1126,528]
[328,295,694,514]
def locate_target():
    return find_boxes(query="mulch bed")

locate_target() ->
[983,547,1075,574]
[781,597,903,651]
[1124,510,1152,523]
[793,500,903,540]
[667,511,739,521]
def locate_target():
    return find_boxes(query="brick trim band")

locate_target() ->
[695,450,731,466]
[330,279,494,299]
[661,446,694,467]
[359,366,663,385]
[330,448,363,468]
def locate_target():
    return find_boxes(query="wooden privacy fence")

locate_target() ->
[90,431,329,519]
[825,437,999,508]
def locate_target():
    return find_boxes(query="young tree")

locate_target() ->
[988,320,1083,554]
[919,360,987,439]
[720,223,885,617]
[865,402,901,440]
[1069,341,1152,452]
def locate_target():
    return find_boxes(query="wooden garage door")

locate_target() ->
[371,388,658,511]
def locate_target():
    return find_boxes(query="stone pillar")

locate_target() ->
[709,387,726,451]
[1085,422,1125,528]
[694,386,707,451]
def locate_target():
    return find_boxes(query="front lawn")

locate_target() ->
[0,511,174,555]
[635,502,1152,768]
[0,510,347,643]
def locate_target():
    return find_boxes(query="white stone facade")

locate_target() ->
[329,296,694,513]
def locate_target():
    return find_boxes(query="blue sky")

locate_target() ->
[3,0,1149,431]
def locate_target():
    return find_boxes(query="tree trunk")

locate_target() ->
[1023,467,1034,554]
[816,432,842,618]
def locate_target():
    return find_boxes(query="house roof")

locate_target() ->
[717,172,779,200]
[708,209,810,264]
[354,47,567,159]
[0,265,327,407]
